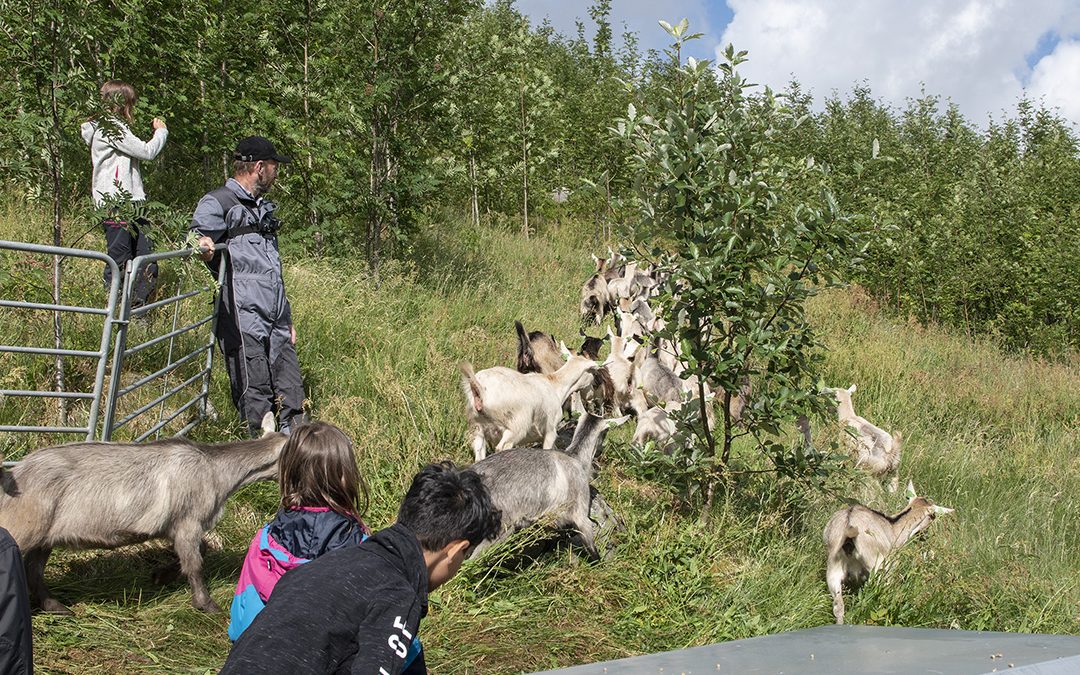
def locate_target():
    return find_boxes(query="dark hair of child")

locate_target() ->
[397,461,502,552]
[278,421,368,523]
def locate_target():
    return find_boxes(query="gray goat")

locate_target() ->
[823,481,954,624]
[0,416,284,614]
[469,412,628,560]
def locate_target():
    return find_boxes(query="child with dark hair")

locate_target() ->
[221,461,501,675]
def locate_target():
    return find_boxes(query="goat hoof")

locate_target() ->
[41,599,74,616]
[194,598,223,614]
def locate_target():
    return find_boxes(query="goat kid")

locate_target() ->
[0,414,284,614]
[829,384,903,492]
[461,343,598,461]
[469,413,629,560]
[823,481,954,624]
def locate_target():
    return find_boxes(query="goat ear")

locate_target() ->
[848,384,857,394]
[606,415,631,428]
[606,326,615,341]
[905,480,917,500]
[623,339,639,358]
[260,411,277,437]
[559,341,571,360]
[931,505,955,516]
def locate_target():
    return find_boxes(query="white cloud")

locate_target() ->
[1028,39,1080,124]
[720,0,1079,126]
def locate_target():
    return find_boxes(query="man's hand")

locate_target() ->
[290,325,297,345]
[196,235,215,262]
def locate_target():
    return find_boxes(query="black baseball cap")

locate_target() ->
[234,136,291,163]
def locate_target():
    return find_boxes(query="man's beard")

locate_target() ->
[253,170,274,197]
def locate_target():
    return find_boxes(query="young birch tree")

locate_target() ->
[617,23,863,502]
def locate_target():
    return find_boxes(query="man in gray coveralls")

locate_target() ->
[191,136,305,437]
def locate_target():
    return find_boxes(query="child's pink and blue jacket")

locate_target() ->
[228,507,369,641]
[228,507,424,671]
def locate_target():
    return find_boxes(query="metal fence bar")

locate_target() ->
[115,345,211,398]
[0,240,120,441]
[112,369,208,430]
[0,299,110,316]
[0,345,103,358]
[0,425,92,434]
[130,286,207,319]
[125,315,213,357]
[134,395,204,443]
[1,390,95,399]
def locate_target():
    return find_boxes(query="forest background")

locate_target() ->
[1,0,1080,672]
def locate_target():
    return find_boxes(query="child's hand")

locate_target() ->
[152,117,167,130]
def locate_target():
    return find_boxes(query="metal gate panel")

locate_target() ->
[0,241,120,453]
[100,247,226,442]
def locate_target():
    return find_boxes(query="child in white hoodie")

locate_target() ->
[80,80,167,306]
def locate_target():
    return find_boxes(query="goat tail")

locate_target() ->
[459,361,484,414]
[841,525,859,554]
[891,430,903,448]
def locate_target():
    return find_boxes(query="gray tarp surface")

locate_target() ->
[537,625,1080,674]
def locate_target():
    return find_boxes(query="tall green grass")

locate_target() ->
[2,209,1078,673]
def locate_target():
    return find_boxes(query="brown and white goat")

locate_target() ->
[823,481,954,624]
[0,415,284,614]
[515,320,563,375]
[579,275,609,325]
[461,344,598,461]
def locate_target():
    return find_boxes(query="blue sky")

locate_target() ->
[513,0,1080,127]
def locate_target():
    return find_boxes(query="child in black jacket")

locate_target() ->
[221,461,501,675]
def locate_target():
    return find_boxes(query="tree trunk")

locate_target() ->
[367,15,382,280]
[303,0,317,229]
[48,18,67,426]
[220,60,228,181]
[469,152,480,228]
[520,84,529,238]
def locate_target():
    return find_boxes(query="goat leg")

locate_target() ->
[826,563,845,624]
[173,525,220,613]
[24,546,71,615]
[153,539,209,586]
[471,430,488,463]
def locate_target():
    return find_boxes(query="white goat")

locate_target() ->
[829,384,903,492]
[461,343,598,461]
[606,261,638,307]
[823,481,954,624]
[631,403,678,451]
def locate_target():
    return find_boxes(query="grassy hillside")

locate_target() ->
[2,208,1079,673]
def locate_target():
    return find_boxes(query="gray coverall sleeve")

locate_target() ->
[190,194,227,243]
